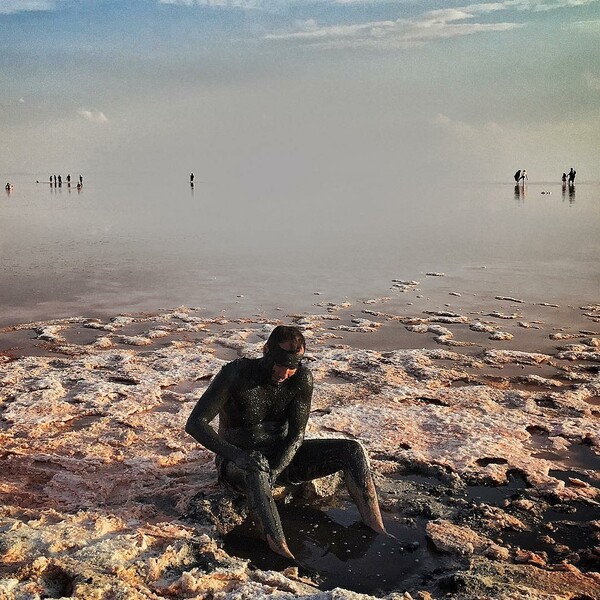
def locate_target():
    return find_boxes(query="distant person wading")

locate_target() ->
[515,169,527,185]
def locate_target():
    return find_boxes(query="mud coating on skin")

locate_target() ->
[265,346,303,369]
[185,332,388,558]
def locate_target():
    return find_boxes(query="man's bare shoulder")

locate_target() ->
[294,364,313,389]
[217,357,259,382]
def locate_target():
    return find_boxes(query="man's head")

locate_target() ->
[263,326,306,385]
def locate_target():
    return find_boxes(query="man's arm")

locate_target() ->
[269,368,313,482]
[185,363,269,472]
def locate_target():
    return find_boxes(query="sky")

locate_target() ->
[1,0,599,184]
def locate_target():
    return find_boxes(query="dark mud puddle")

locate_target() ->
[224,503,454,594]
[463,471,529,505]
[399,472,599,572]
[501,499,600,572]
[528,431,600,483]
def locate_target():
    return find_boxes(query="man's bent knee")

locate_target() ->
[339,439,369,467]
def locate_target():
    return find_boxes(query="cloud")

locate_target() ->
[585,72,600,90]
[78,109,108,124]
[263,0,599,48]
[158,0,260,7]
[459,0,599,11]
[0,0,58,14]
[525,0,599,10]
[569,17,600,29]
[432,109,600,181]
[332,0,395,3]
[264,8,523,48]
[434,113,505,139]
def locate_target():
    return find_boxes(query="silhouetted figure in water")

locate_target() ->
[562,172,567,183]
[79,175,83,185]
[514,169,527,185]
[186,325,388,560]
[66,174,71,186]
[53,175,57,185]
[568,168,576,185]
[58,175,62,187]
[190,172,194,185]
[514,184,525,202]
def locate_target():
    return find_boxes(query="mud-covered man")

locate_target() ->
[185,325,388,559]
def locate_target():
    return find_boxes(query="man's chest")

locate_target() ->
[229,384,295,424]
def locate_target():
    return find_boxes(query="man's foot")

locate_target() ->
[266,534,295,560]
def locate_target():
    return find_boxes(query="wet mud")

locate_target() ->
[224,504,455,595]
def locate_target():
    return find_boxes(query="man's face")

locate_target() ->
[268,341,304,385]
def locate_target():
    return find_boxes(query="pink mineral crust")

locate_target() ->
[0,295,599,599]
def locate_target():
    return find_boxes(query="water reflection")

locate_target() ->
[294,508,379,562]
[225,505,380,565]
[224,504,441,594]
[514,184,526,203]
[562,183,576,204]
[1,176,598,324]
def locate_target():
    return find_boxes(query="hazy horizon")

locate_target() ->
[2,0,600,187]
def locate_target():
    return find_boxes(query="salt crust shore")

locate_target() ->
[0,286,599,600]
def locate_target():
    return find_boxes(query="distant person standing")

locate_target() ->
[518,169,528,185]
[562,172,567,183]
[79,175,83,185]
[53,175,57,185]
[190,172,194,185]
[568,168,576,185]
[66,174,71,185]
[58,175,62,186]
[514,169,521,183]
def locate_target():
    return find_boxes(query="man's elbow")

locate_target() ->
[185,417,197,438]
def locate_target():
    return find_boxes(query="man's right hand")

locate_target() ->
[234,450,270,473]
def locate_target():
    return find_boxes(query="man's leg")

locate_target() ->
[286,439,387,535]
[222,461,295,559]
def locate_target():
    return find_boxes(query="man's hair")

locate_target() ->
[266,325,305,352]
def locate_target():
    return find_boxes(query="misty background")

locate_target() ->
[2,0,600,185]
[1,1,598,326]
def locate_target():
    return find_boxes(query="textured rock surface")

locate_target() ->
[1,290,599,599]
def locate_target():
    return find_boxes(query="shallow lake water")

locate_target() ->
[0,174,598,326]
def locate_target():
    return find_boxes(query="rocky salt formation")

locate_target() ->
[0,294,599,599]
